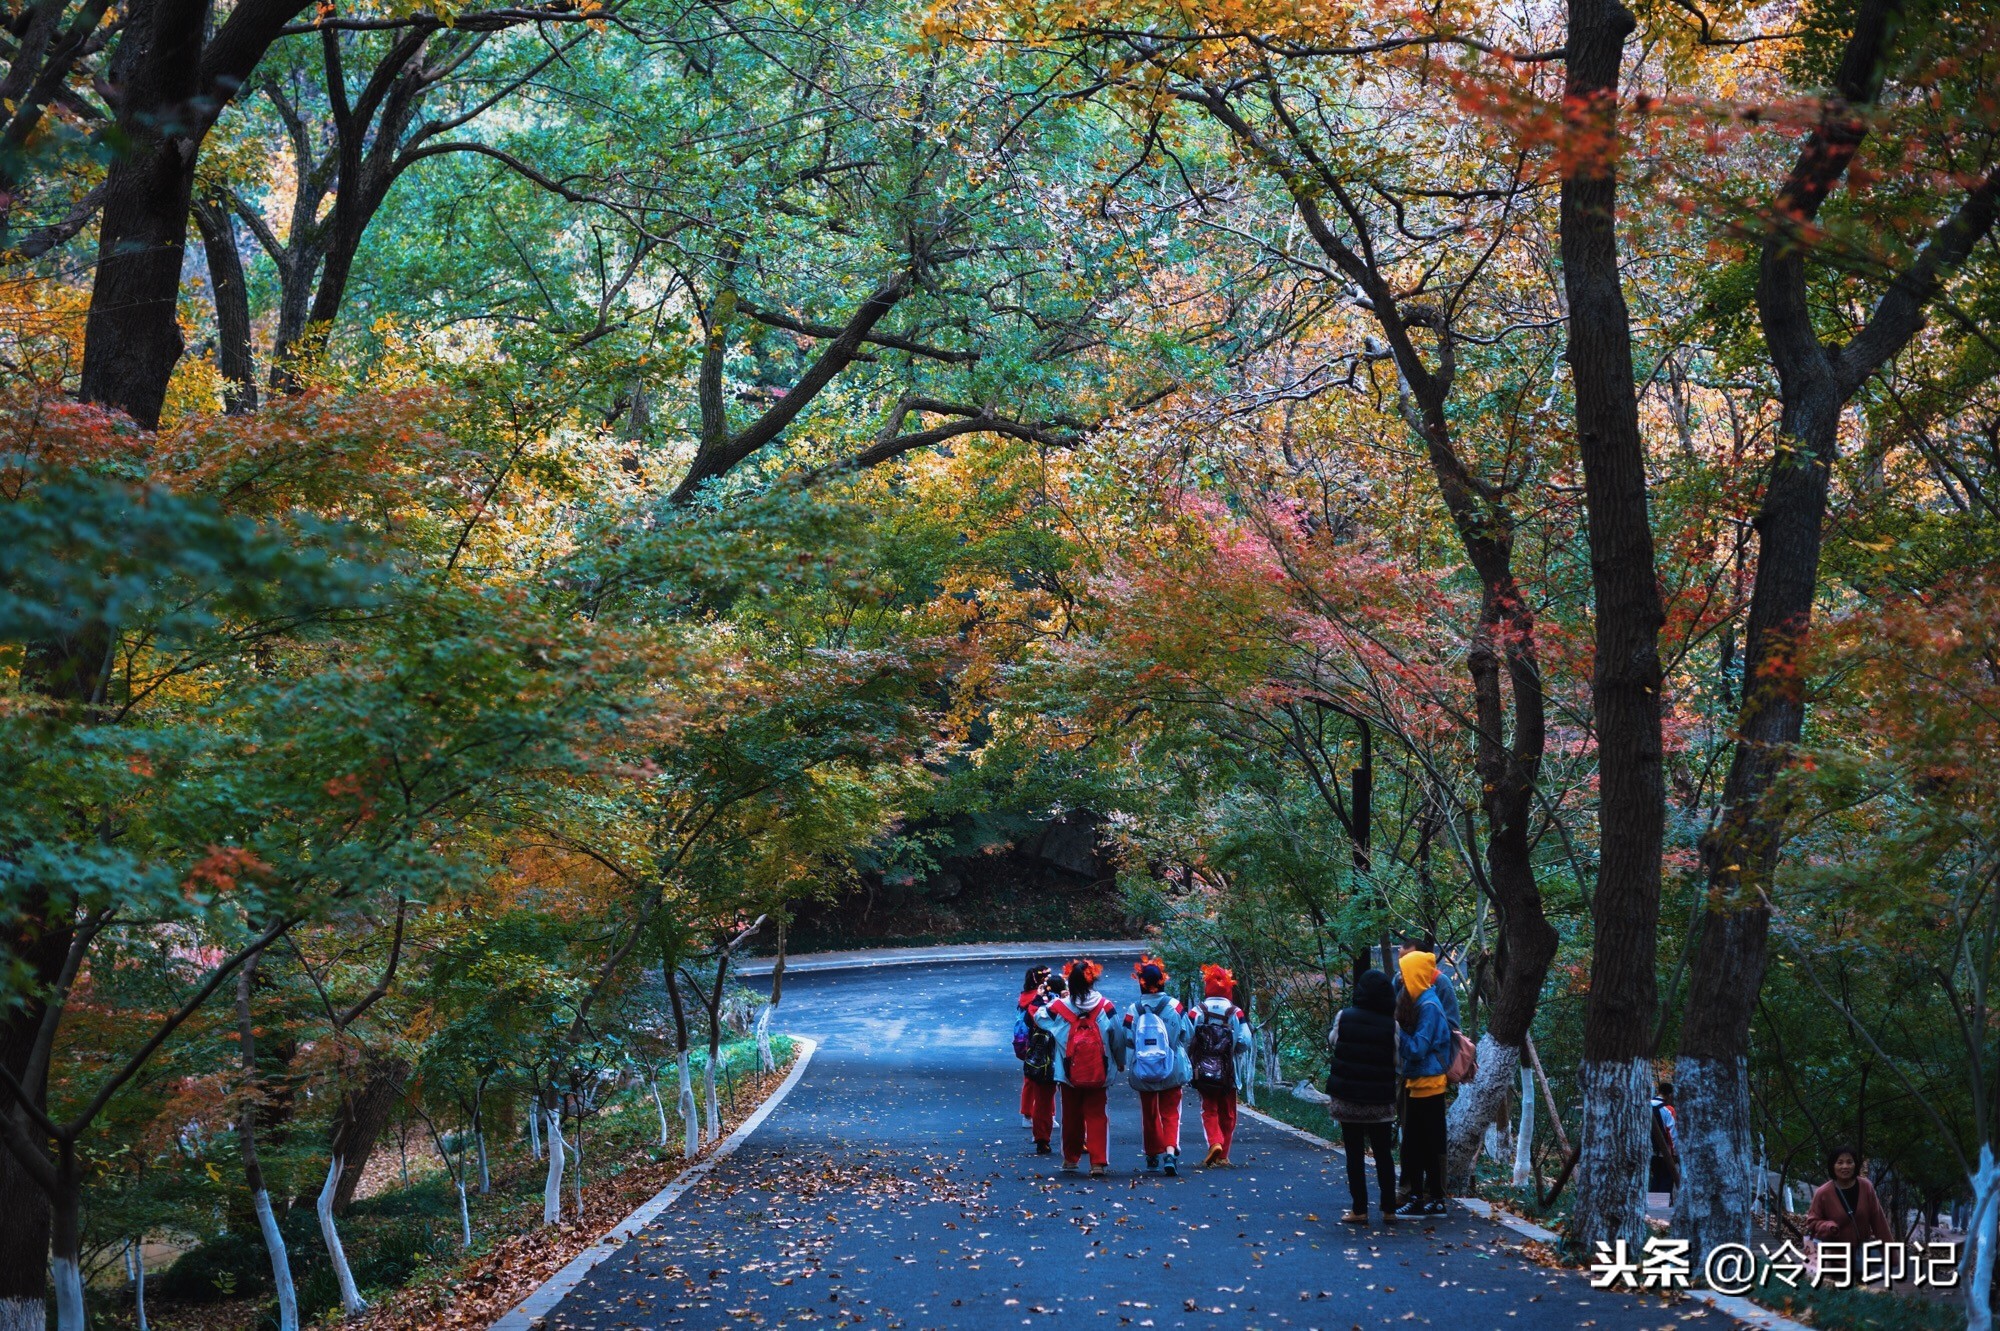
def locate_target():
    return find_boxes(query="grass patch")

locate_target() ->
[1245,1091,1341,1145]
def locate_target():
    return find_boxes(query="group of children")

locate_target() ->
[1011,956,1252,1178]
[1009,945,1468,1223]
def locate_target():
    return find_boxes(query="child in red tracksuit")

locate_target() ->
[1190,964,1252,1166]
[1122,956,1191,1174]
[1036,959,1126,1175]
[1014,966,1057,1151]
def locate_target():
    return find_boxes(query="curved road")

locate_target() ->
[536,959,1733,1330]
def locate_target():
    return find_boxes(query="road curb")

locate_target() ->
[737,939,1149,978]
[1238,1106,1808,1331]
[1238,1102,1344,1151]
[490,1036,819,1331]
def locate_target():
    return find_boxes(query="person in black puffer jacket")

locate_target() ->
[1326,969,1399,1224]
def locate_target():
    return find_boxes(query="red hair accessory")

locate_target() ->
[1133,955,1168,990]
[1202,963,1235,997]
[1067,958,1104,985]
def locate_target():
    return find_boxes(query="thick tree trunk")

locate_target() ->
[1447,1038,1522,1187]
[1560,0,1668,1255]
[49,1143,83,1331]
[77,0,313,423]
[76,0,210,427]
[1673,2,1901,1259]
[1968,1145,1999,1331]
[326,1056,410,1212]
[192,196,258,413]
[316,1157,366,1316]
[0,893,62,1331]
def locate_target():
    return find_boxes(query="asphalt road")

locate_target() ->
[537,959,1736,1331]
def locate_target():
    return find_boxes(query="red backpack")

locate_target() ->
[1057,999,1109,1088]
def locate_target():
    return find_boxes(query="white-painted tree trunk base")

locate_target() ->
[1512,1064,1536,1187]
[1572,1058,1653,1253]
[703,1057,720,1145]
[252,1187,300,1331]
[528,1106,542,1160]
[650,1075,671,1147]
[542,1110,567,1225]
[755,1005,776,1073]
[477,1131,491,1195]
[1445,1035,1520,1190]
[130,1237,150,1331]
[1671,1055,1755,1259]
[1965,1144,1998,1331]
[52,1255,84,1331]
[457,1180,473,1248]
[0,1297,42,1331]
[678,1053,699,1159]
[317,1156,368,1316]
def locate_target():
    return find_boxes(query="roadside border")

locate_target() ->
[1237,1103,1808,1331]
[489,1036,819,1331]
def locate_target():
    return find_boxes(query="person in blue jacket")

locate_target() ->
[1121,956,1191,1174]
[1395,951,1454,1216]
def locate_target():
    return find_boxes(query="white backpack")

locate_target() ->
[1130,1004,1178,1088]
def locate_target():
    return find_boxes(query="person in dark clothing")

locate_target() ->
[1326,969,1398,1223]
[1016,966,1057,1149]
[1648,1082,1680,1198]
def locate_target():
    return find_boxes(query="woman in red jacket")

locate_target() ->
[1806,1146,1894,1245]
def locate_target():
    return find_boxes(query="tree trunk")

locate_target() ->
[48,1142,82,1331]
[1446,1039,1522,1189]
[678,1054,699,1159]
[316,1157,366,1316]
[1968,1144,1999,1331]
[238,964,299,1331]
[191,195,258,413]
[571,1124,583,1216]
[1560,0,1668,1255]
[541,1107,565,1225]
[76,0,211,427]
[130,1237,149,1331]
[703,1053,721,1144]
[755,1004,776,1074]
[325,1056,410,1212]
[649,1074,671,1147]
[769,921,789,1008]
[0,895,61,1331]
[1513,1064,1536,1187]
